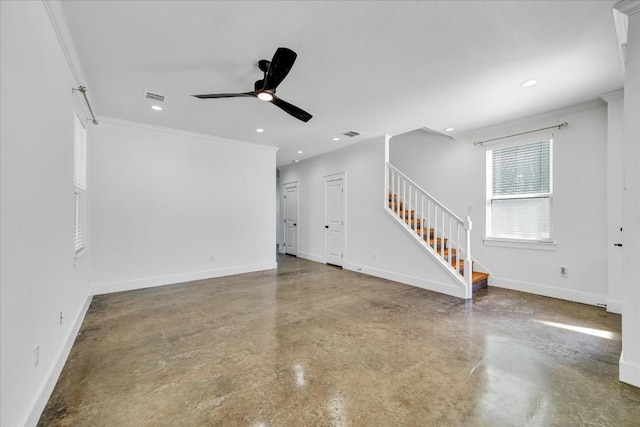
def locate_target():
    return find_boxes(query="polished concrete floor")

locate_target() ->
[40,255,640,426]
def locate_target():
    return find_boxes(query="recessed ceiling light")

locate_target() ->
[296,150,303,154]
[151,105,163,111]
[333,137,340,141]
[520,79,538,88]
[444,127,454,132]
[294,159,299,163]
[256,128,264,133]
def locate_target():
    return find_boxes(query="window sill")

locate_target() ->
[483,238,557,251]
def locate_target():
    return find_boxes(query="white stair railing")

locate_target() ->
[385,162,472,298]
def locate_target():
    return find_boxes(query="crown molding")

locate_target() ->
[96,116,280,152]
[41,0,87,87]
[615,0,640,16]
[42,0,96,122]
[600,90,625,102]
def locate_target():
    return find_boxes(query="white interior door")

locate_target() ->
[283,183,298,256]
[325,176,345,266]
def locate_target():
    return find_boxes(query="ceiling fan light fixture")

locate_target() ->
[151,105,163,111]
[257,91,274,102]
[520,79,538,88]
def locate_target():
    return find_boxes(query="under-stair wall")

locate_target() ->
[385,163,490,298]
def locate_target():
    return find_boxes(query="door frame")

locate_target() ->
[324,172,346,265]
[282,181,299,256]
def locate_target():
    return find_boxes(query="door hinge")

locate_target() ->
[341,253,343,258]
[284,195,286,199]
[341,221,343,225]
[342,188,344,193]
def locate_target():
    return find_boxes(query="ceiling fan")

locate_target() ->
[192,47,312,122]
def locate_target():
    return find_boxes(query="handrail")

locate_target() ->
[386,162,462,223]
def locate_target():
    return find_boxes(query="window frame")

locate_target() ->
[485,137,554,247]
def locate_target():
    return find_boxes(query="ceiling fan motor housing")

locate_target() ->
[255,79,269,92]
[258,59,270,73]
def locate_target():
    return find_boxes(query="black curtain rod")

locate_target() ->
[473,122,567,146]
[72,86,98,125]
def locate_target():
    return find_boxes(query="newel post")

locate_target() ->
[384,135,390,206]
[464,216,473,298]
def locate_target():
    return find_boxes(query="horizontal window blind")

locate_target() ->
[490,197,551,240]
[487,139,552,241]
[74,114,87,191]
[74,191,87,252]
[492,140,551,196]
[74,113,87,253]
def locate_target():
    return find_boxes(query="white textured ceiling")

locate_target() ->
[60,0,623,166]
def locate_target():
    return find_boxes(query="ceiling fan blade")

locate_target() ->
[270,95,312,122]
[192,92,256,99]
[263,48,297,91]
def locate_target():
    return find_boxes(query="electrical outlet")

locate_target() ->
[560,266,568,277]
[210,255,215,263]
[59,310,64,325]
[372,253,377,261]
[468,205,474,214]
[34,345,39,367]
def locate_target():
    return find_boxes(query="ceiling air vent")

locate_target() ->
[343,130,361,138]
[143,90,165,103]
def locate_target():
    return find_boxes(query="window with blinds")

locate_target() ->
[487,139,552,241]
[74,113,87,254]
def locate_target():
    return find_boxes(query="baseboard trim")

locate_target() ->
[25,293,92,427]
[607,298,622,314]
[620,352,640,388]
[297,251,326,264]
[91,262,277,295]
[490,276,607,307]
[343,263,465,299]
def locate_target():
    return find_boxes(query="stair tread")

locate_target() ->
[437,248,456,255]
[426,237,447,242]
[472,271,490,283]
[415,228,434,236]
[450,258,467,272]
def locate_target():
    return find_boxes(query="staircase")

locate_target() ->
[385,162,489,298]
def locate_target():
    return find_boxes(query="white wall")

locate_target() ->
[279,136,463,298]
[1,6,279,425]
[390,103,609,306]
[1,2,92,426]
[89,118,277,294]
